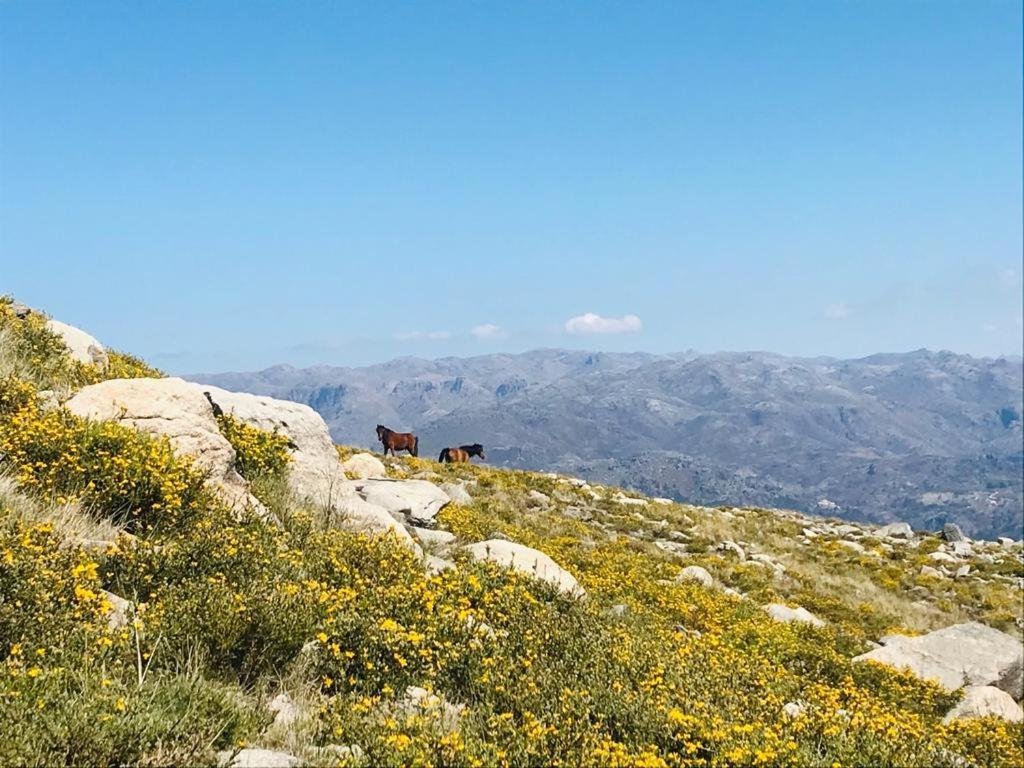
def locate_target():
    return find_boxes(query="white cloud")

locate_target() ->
[982,323,998,333]
[824,303,852,321]
[470,323,503,339]
[564,312,643,335]
[393,330,452,341]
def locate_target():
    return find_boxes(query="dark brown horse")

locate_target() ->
[438,443,485,463]
[377,424,418,457]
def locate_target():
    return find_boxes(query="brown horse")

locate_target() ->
[438,443,485,463]
[377,424,418,457]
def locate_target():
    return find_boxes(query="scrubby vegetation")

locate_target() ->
[1,298,1021,767]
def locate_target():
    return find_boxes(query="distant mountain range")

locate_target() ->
[189,348,1024,539]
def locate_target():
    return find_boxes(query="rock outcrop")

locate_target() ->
[853,622,1024,697]
[196,386,417,548]
[45,318,108,369]
[65,377,260,512]
[462,540,585,598]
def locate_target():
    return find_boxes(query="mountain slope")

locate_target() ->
[191,348,1024,538]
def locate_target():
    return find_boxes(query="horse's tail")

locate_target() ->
[412,436,419,457]
[438,447,448,463]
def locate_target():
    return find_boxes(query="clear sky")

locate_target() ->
[1,1,1021,373]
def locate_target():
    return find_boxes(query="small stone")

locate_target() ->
[676,565,714,587]
[942,523,966,543]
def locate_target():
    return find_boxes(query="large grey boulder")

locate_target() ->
[65,378,261,512]
[355,479,451,527]
[853,622,1024,697]
[943,686,1024,723]
[46,318,108,369]
[762,603,825,628]
[462,540,585,598]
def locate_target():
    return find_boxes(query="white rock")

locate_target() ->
[341,453,388,479]
[676,565,713,587]
[782,701,805,718]
[411,527,457,548]
[440,482,473,506]
[218,748,299,768]
[355,479,451,527]
[462,540,585,598]
[954,564,971,578]
[46,318,108,368]
[919,565,943,579]
[655,540,688,557]
[997,537,1016,549]
[653,497,674,504]
[66,378,261,513]
[717,540,746,561]
[762,603,825,628]
[613,493,648,507]
[197,385,344,506]
[951,541,973,557]
[193,386,416,548]
[839,540,865,554]
[527,490,551,505]
[424,555,456,575]
[749,553,785,572]
[876,522,913,539]
[928,551,958,564]
[853,622,1024,697]
[943,686,1023,724]
[401,686,464,733]
[267,693,298,728]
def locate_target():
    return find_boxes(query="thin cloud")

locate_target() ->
[824,303,853,321]
[393,330,452,341]
[470,323,504,339]
[564,312,643,335]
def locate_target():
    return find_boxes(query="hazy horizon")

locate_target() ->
[182,343,1024,379]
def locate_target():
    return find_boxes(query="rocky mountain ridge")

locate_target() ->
[191,348,1024,539]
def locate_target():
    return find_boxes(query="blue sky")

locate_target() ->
[1,1,1021,373]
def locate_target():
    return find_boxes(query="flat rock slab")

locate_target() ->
[462,539,585,598]
[355,479,451,526]
[854,622,1024,697]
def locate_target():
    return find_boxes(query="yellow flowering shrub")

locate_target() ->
[0,383,208,532]
[215,413,292,482]
[0,519,261,766]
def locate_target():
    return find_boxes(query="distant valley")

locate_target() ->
[190,348,1024,539]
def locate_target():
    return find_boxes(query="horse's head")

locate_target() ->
[469,443,485,459]
[376,424,387,441]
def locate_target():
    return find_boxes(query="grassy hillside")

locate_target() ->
[1,297,1022,767]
